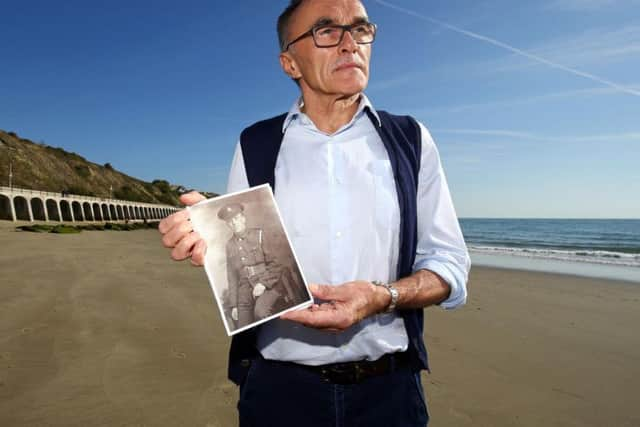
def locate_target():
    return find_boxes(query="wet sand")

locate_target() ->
[1,225,639,426]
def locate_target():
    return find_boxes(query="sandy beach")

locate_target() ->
[1,224,639,426]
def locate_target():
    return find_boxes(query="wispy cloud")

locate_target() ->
[433,129,535,139]
[412,84,640,114]
[546,0,639,11]
[371,0,640,97]
[368,71,425,92]
[431,128,640,144]
[493,25,640,72]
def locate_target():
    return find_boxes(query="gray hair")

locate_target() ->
[277,0,306,51]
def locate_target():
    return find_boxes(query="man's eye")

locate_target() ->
[353,24,369,33]
[317,26,338,36]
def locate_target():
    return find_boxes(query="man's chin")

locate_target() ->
[334,80,368,98]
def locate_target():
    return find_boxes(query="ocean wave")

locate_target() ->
[468,245,640,267]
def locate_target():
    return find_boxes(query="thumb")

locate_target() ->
[179,191,206,207]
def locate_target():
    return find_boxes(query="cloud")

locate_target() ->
[432,129,535,139]
[368,71,425,92]
[412,84,640,114]
[431,128,640,144]
[493,25,640,72]
[371,0,640,97]
[546,0,639,11]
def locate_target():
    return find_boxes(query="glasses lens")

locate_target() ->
[351,23,375,43]
[314,25,343,47]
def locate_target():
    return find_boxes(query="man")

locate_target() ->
[159,1,470,425]
[218,202,301,330]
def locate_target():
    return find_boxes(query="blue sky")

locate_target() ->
[1,0,638,218]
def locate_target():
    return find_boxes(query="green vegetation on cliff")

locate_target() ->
[0,129,217,205]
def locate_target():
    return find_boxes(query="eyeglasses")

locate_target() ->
[283,22,377,51]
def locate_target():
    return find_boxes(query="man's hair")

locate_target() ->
[277,0,306,51]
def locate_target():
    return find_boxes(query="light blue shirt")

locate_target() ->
[226,94,470,365]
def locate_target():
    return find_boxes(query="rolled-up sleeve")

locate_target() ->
[413,122,471,310]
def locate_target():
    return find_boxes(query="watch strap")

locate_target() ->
[372,280,398,313]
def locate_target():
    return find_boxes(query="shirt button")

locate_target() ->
[336,231,342,238]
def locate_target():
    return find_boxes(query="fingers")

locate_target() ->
[190,238,207,266]
[171,231,203,261]
[280,302,353,331]
[309,283,351,301]
[158,209,190,234]
[161,218,194,248]
[159,192,207,265]
[179,191,206,207]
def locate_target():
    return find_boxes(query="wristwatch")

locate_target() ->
[372,280,398,313]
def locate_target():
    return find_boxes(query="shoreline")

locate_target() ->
[470,251,640,283]
[1,227,639,426]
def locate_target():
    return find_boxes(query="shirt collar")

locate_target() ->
[281,93,381,133]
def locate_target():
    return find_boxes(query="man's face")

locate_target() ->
[227,212,246,234]
[281,0,371,98]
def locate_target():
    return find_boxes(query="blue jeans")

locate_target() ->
[238,356,429,427]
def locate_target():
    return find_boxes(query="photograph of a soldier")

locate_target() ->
[188,184,312,335]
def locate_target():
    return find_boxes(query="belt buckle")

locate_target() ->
[246,263,266,277]
[320,363,364,385]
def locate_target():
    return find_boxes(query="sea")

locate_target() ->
[460,218,640,283]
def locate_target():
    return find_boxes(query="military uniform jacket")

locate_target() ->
[226,228,271,308]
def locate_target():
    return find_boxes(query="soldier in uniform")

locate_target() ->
[218,202,302,329]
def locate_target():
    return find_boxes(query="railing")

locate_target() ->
[0,186,175,208]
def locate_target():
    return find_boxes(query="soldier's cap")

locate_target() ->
[217,203,244,221]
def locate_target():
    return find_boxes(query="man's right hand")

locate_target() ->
[158,191,207,266]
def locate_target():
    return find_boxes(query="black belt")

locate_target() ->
[264,351,412,385]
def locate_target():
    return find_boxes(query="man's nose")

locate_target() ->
[339,29,358,52]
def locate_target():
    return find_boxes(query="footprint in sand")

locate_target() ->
[551,387,585,400]
[449,405,474,424]
[170,347,187,359]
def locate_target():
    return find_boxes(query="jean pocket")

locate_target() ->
[238,358,258,403]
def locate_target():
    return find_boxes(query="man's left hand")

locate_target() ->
[253,283,266,298]
[280,281,391,332]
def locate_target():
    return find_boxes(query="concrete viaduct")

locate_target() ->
[0,186,179,223]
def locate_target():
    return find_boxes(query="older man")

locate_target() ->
[159,1,470,426]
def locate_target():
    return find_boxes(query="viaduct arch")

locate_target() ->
[0,186,179,223]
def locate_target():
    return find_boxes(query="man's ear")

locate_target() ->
[279,52,302,80]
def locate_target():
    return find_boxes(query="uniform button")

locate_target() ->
[241,257,246,261]
[336,231,342,238]
[240,359,251,368]
[239,247,243,250]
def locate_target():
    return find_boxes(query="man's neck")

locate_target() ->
[299,92,362,134]
[233,229,248,239]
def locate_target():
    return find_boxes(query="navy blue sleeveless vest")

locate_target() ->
[228,108,428,384]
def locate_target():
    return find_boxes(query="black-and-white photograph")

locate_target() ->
[188,184,312,335]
